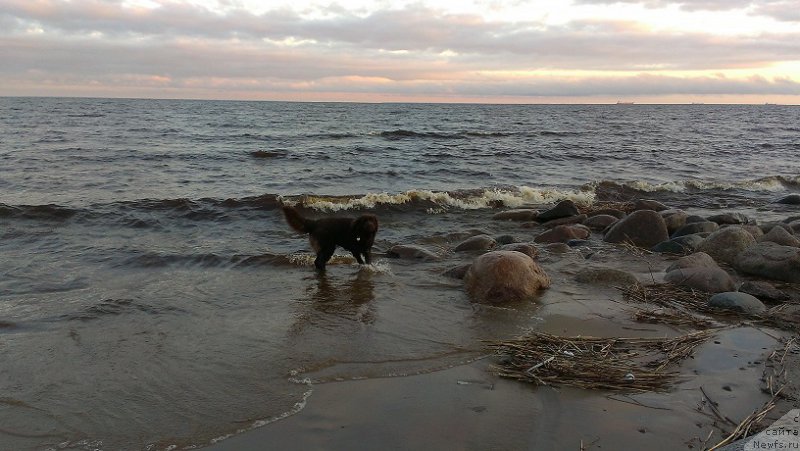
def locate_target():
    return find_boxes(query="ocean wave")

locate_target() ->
[288,186,596,212]
[0,203,80,220]
[591,175,799,194]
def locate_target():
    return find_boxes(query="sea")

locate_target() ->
[1,97,799,450]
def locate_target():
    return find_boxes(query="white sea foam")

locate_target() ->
[602,176,793,193]
[300,186,596,212]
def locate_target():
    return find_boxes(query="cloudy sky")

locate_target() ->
[1,0,799,103]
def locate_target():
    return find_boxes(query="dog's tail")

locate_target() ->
[282,205,314,234]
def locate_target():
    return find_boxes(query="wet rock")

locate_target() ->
[652,234,705,255]
[495,235,518,245]
[734,242,800,283]
[685,215,708,224]
[454,234,497,252]
[739,281,790,303]
[575,268,639,287]
[583,214,618,232]
[786,220,800,234]
[386,244,440,261]
[672,221,719,238]
[587,208,627,219]
[697,227,757,266]
[498,243,539,259]
[534,225,591,243]
[738,224,764,240]
[545,243,571,253]
[634,199,669,212]
[776,194,800,205]
[707,213,749,225]
[603,210,669,248]
[567,239,592,248]
[492,209,539,221]
[759,226,800,247]
[442,263,472,279]
[760,222,793,235]
[464,251,550,304]
[665,252,719,272]
[708,292,767,315]
[542,214,588,229]
[664,267,736,293]
[537,200,580,222]
[660,209,688,235]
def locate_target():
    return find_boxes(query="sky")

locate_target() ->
[1,0,799,103]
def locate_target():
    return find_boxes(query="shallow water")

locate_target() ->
[1,98,799,449]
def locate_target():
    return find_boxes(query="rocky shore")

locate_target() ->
[384,195,800,448]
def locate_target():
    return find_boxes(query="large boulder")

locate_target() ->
[534,225,590,243]
[603,210,669,248]
[464,251,550,303]
[759,226,800,247]
[708,292,767,315]
[537,200,580,222]
[664,267,736,293]
[734,242,800,283]
[697,227,757,266]
[454,234,497,252]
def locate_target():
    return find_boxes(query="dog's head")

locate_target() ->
[352,214,378,250]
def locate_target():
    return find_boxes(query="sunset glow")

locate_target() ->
[1,0,798,103]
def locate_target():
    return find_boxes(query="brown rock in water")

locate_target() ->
[583,214,618,232]
[707,212,749,225]
[442,263,472,280]
[588,208,627,219]
[464,251,550,303]
[759,226,800,247]
[386,244,440,261]
[708,292,766,315]
[454,234,497,252]
[603,210,669,248]
[534,225,590,243]
[776,194,800,205]
[660,209,688,235]
[634,199,669,212]
[697,227,756,266]
[542,214,588,229]
[537,200,580,222]
[672,221,719,238]
[498,243,539,259]
[492,209,539,221]
[739,281,790,303]
[664,267,736,293]
[734,242,800,283]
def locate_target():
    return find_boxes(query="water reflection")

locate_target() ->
[289,268,377,335]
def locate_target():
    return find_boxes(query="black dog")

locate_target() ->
[282,205,378,271]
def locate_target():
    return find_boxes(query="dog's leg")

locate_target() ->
[315,245,336,271]
[363,251,371,264]
[352,251,365,265]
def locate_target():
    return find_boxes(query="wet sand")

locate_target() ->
[205,324,793,451]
